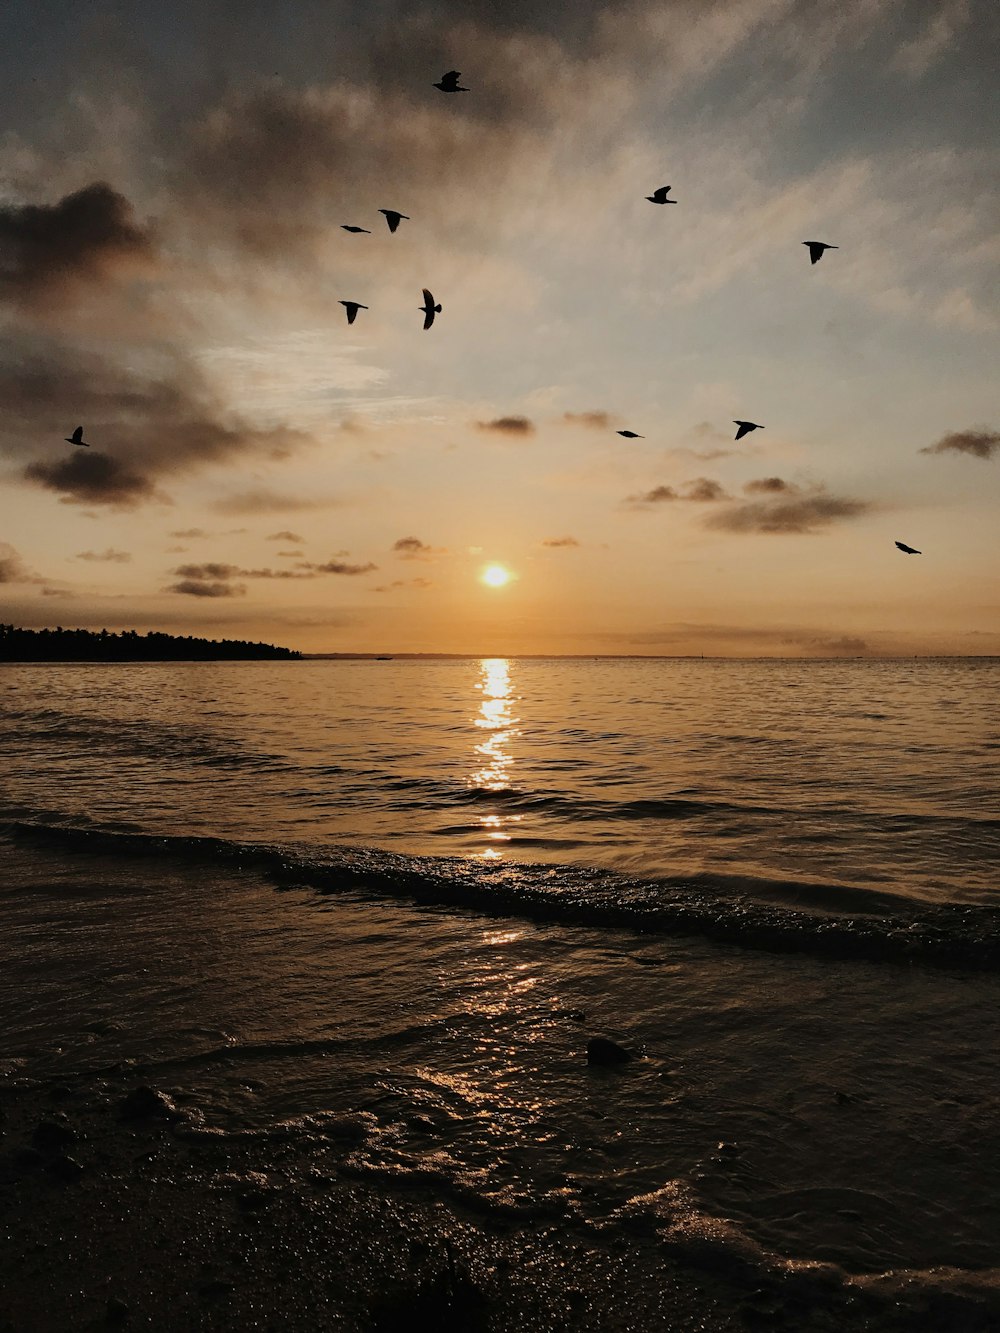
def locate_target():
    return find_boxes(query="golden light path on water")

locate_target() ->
[470,658,521,860]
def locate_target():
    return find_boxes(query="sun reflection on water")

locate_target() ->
[471,658,521,859]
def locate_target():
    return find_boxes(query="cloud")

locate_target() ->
[307,559,377,575]
[267,530,305,543]
[25,451,156,506]
[0,182,155,310]
[541,536,580,547]
[391,535,446,560]
[562,411,612,430]
[169,578,246,598]
[172,562,240,580]
[170,528,209,539]
[373,577,433,592]
[743,476,793,494]
[0,542,33,583]
[75,548,132,563]
[684,477,727,502]
[627,484,679,507]
[393,536,432,557]
[211,488,337,515]
[3,344,310,507]
[626,478,727,507]
[476,416,535,436]
[920,428,1000,460]
[706,491,870,534]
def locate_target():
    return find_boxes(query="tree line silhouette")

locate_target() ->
[0,625,301,661]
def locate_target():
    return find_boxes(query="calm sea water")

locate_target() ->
[3,658,1000,1313]
[2,657,998,905]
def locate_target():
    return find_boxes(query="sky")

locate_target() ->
[0,0,997,656]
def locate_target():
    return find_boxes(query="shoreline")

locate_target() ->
[3,1073,987,1332]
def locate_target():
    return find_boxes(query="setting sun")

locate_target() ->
[481,564,512,588]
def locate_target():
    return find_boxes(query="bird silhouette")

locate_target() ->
[379,209,410,234]
[420,289,442,330]
[434,70,469,93]
[65,425,88,447]
[803,241,838,265]
[646,186,676,204]
[617,430,644,438]
[733,420,763,441]
[895,541,921,554]
[341,225,371,234]
[339,301,368,325]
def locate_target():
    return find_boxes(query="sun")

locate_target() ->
[481,564,512,588]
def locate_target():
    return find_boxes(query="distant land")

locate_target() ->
[0,626,301,661]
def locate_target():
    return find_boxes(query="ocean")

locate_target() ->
[2,657,999,1322]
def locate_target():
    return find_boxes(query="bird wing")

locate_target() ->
[422,289,434,305]
[895,541,920,554]
[443,70,461,82]
[72,426,83,441]
[423,308,435,330]
[734,423,750,439]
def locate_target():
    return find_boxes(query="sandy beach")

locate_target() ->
[5,1069,993,1333]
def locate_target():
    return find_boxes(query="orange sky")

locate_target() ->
[0,0,997,655]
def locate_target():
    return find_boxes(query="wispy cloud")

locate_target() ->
[706,488,870,534]
[562,410,612,430]
[920,428,1000,460]
[476,415,535,436]
[541,536,580,547]
[211,488,338,515]
[267,530,305,543]
[75,548,132,563]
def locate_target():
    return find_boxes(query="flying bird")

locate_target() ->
[646,186,676,204]
[341,225,371,234]
[733,420,763,441]
[803,241,838,265]
[434,70,469,93]
[65,425,88,447]
[617,430,644,438]
[339,301,368,325]
[379,209,410,234]
[420,289,442,330]
[895,541,921,554]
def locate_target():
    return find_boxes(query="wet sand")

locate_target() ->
[3,1073,995,1332]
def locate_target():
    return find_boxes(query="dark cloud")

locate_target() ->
[920,428,1000,460]
[0,183,155,310]
[307,559,377,575]
[743,476,792,494]
[626,478,726,507]
[476,416,535,436]
[211,489,336,515]
[562,411,612,429]
[267,530,305,543]
[170,528,209,539]
[707,492,870,535]
[25,451,156,506]
[172,562,240,581]
[75,548,132,563]
[684,477,727,502]
[541,536,580,547]
[169,578,246,598]
[391,535,445,560]
[0,542,33,583]
[176,77,545,260]
[628,484,679,506]
[2,343,309,507]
